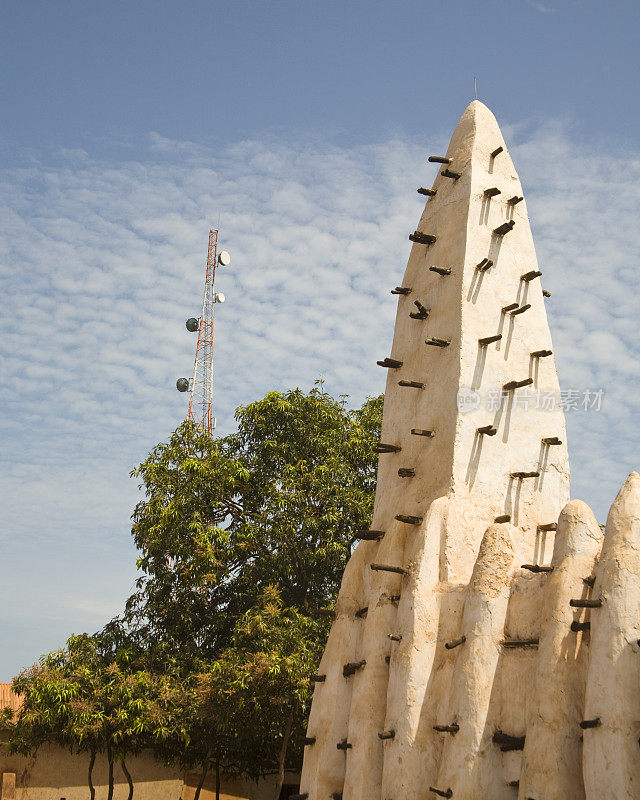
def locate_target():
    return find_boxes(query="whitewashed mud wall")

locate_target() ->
[299,101,640,800]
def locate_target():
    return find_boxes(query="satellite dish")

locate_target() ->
[186,317,199,332]
[176,378,189,392]
[218,250,230,266]
[214,292,225,303]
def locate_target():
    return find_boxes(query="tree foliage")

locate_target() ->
[7,386,382,798]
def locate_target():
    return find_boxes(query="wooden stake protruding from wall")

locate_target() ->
[343,660,366,677]
[521,270,542,282]
[395,514,423,525]
[501,638,540,647]
[508,196,524,205]
[398,468,415,478]
[570,598,602,608]
[503,378,534,390]
[479,334,502,346]
[484,187,501,197]
[494,514,511,523]
[521,563,554,573]
[492,731,526,751]
[511,471,541,479]
[376,443,401,453]
[377,357,403,368]
[430,266,452,276]
[531,349,553,358]
[411,428,434,437]
[428,156,451,164]
[409,231,437,245]
[410,300,430,319]
[429,788,453,798]
[418,187,437,197]
[398,380,425,389]
[336,740,352,750]
[391,286,412,295]
[477,425,497,436]
[441,169,461,180]
[445,635,467,650]
[476,258,494,271]
[433,723,459,734]
[491,146,504,157]
[378,730,396,740]
[426,337,451,347]
[542,436,562,445]
[371,563,408,575]
[494,220,516,236]
[354,530,385,541]
[571,620,591,632]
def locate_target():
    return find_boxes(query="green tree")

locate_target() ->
[122,385,382,787]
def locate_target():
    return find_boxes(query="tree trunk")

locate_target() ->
[107,746,114,800]
[193,763,208,800]
[215,759,220,800]
[88,748,96,800]
[274,708,295,800]
[121,757,134,800]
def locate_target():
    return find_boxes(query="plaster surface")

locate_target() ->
[300,101,640,800]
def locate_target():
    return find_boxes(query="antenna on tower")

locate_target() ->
[176,228,230,435]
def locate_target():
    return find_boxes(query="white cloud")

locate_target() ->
[0,118,638,678]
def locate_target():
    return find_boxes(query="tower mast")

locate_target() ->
[176,228,229,435]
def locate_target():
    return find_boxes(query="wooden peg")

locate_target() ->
[355,606,368,618]
[391,286,412,295]
[310,674,326,682]
[378,730,396,740]
[477,425,497,436]
[494,514,511,523]
[428,156,451,164]
[501,638,540,647]
[371,563,408,575]
[543,289,551,297]
[398,468,415,478]
[336,740,352,750]
[570,598,602,608]
[398,380,425,389]
[388,633,402,642]
[390,594,401,602]
[511,471,541,479]
[354,530,385,541]
[301,737,316,745]
[426,337,450,347]
[583,575,596,588]
[542,436,562,445]
[376,443,401,453]
[484,187,501,197]
[532,349,553,358]
[409,231,437,245]
[395,514,423,525]
[410,300,430,319]
[491,146,504,157]
[433,723,459,733]
[503,378,534,390]
[502,302,519,313]
[445,635,466,650]
[441,169,461,180]
[479,333,502,346]
[429,788,452,798]
[510,303,531,316]
[521,270,542,282]
[377,357,403,368]
[494,220,515,236]
[521,564,553,573]
[384,655,391,664]
[508,781,519,789]
[343,660,366,677]
[418,187,437,196]
[571,620,590,632]
[538,522,557,531]
[580,718,601,729]
[492,731,525,751]
[476,258,494,271]
[508,196,523,205]
[411,428,434,437]
[429,266,451,276]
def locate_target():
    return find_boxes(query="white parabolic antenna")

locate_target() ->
[214,292,226,303]
[218,250,231,266]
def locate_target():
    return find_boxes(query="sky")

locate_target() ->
[1,0,639,680]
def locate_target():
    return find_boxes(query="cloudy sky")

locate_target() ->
[1,0,639,679]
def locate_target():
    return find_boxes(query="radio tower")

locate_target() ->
[176,229,230,435]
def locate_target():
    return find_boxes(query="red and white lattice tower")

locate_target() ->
[177,229,230,435]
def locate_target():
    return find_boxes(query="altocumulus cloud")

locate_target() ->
[0,119,638,677]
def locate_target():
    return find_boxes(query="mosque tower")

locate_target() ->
[299,101,640,800]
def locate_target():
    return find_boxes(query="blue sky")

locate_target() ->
[1,0,639,679]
